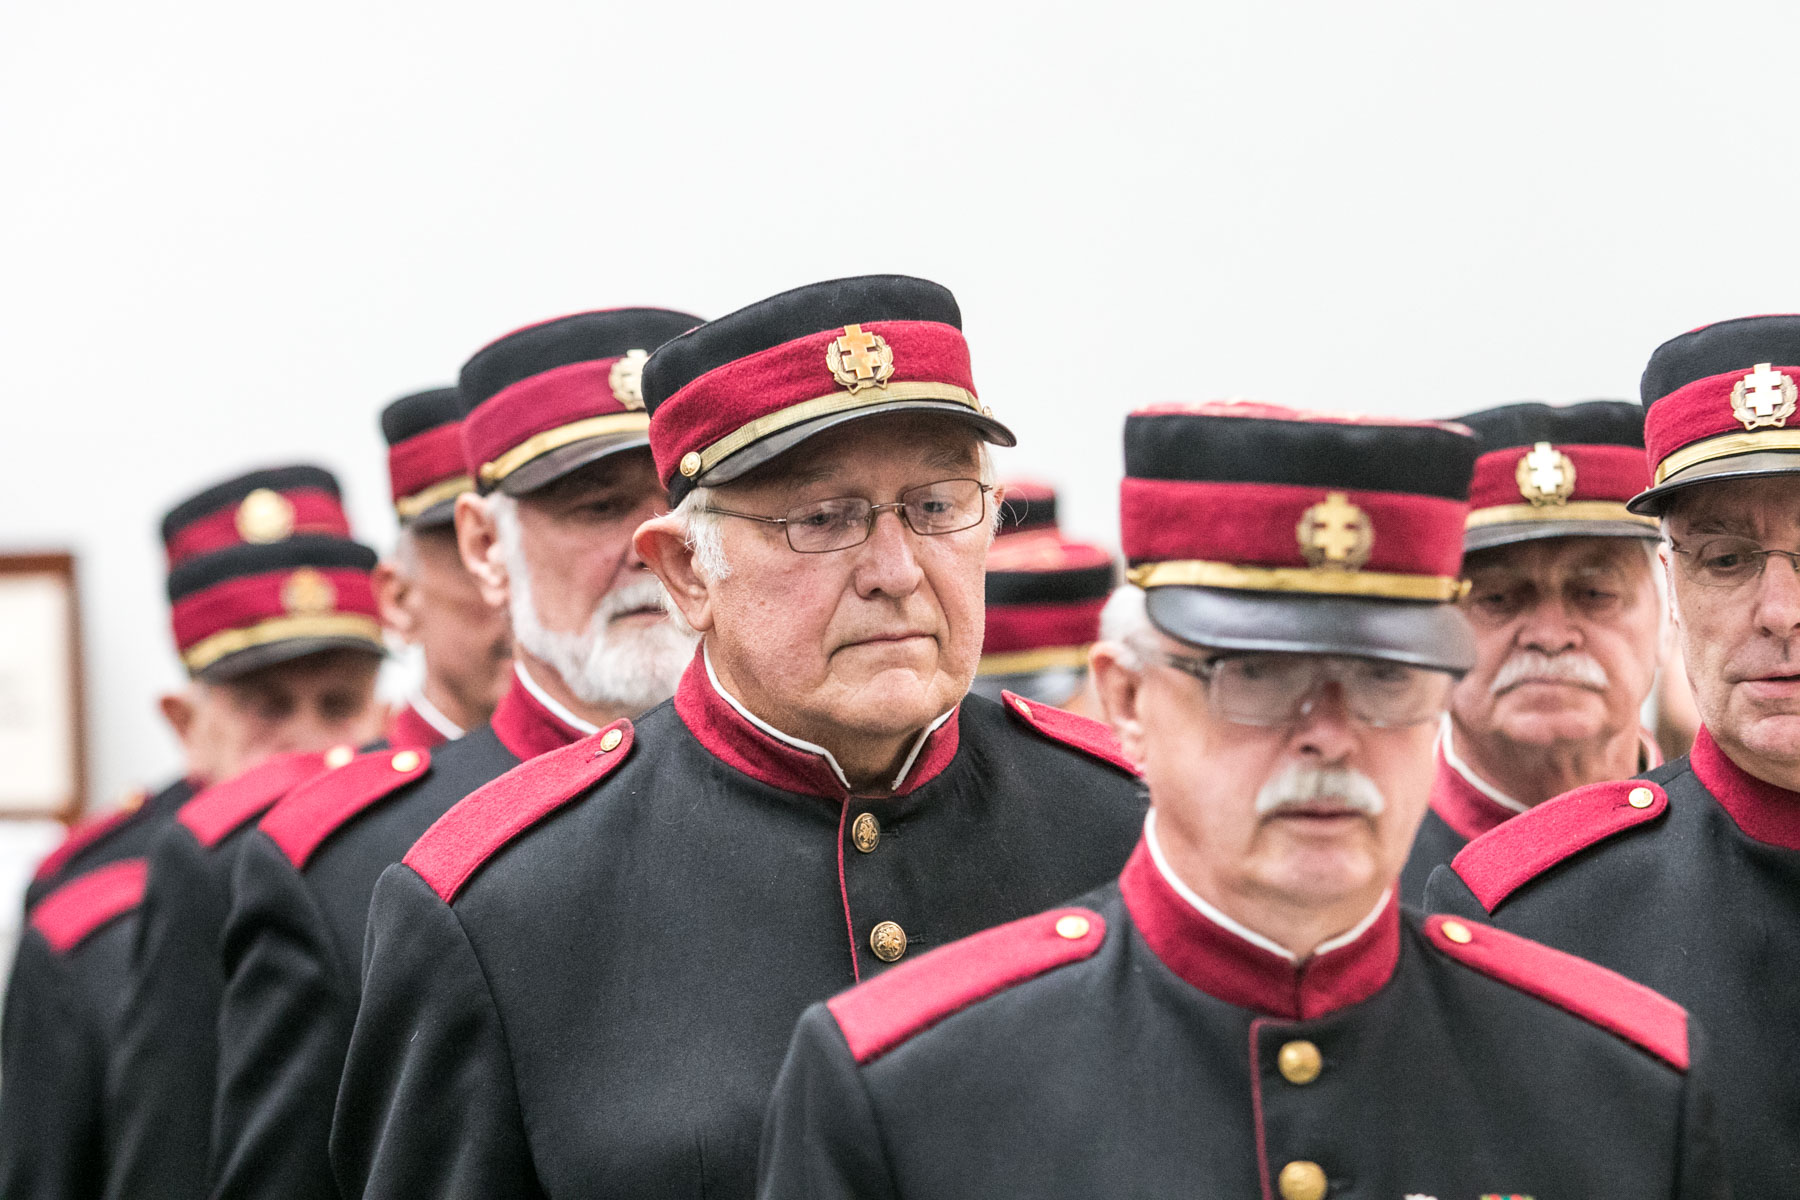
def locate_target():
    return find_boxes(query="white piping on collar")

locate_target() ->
[702,646,954,793]
[1144,809,1392,964]
[406,686,465,741]
[1437,716,1529,815]
[514,661,600,736]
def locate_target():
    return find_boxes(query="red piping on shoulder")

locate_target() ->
[1000,691,1137,775]
[1449,779,1667,912]
[30,859,150,955]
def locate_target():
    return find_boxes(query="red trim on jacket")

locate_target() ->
[1000,692,1136,775]
[30,859,150,955]
[386,703,450,751]
[1428,745,1520,843]
[176,750,339,849]
[827,907,1106,1065]
[1424,914,1690,1070]
[670,654,961,799]
[1689,724,1800,851]
[261,747,433,870]
[490,675,591,761]
[1448,778,1668,912]
[1118,839,1398,1020]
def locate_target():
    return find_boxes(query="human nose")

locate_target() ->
[1752,552,1800,640]
[851,504,924,598]
[1291,681,1357,763]
[1516,592,1581,655]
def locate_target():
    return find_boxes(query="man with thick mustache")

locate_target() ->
[757,401,1723,1200]
[1397,402,1665,904]
[203,309,700,1200]
[331,275,1146,1198]
[1429,315,1800,1197]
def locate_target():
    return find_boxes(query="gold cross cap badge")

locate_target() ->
[1730,362,1798,431]
[826,324,895,394]
[1515,441,1576,506]
[1297,491,1374,570]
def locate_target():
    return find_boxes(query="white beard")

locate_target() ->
[504,543,695,714]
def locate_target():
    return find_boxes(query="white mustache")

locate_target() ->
[599,577,674,623]
[1254,764,1386,817]
[1491,650,1609,695]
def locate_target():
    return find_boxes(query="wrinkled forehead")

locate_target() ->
[726,414,983,497]
[1664,474,1800,538]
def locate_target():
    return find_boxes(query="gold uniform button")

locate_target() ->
[389,750,420,772]
[679,451,703,477]
[1440,919,1474,945]
[324,745,355,770]
[598,728,624,753]
[1277,1039,1322,1085]
[869,921,908,963]
[851,812,880,853]
[1277,1160,1327,1200]
[1013,697,1033,719]
[1628,786,1655,809]
[1054,914,1090,940]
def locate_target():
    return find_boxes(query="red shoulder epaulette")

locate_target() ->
[827,906,1106,1065]
[178,747,350,850]
[29,859,150,955]
[261,747,432,869]
[405,720,633,903]
[1449,778,1667,912]
[31,790,148,886]
[1424,914,1689,1071]
[1000,691,1137,776]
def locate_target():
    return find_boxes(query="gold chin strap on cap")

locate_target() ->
[976,645,1093,677]
[1126,560,1470,602]
[394,475,475,521]
[1652,429,1800,486]
[181,615,385,674]
[681,384,987,478]
[478,413,651,486]
[1464,501,1660,530]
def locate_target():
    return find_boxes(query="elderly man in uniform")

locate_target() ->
[0,468,388,1200]
[1430,314,1800,1197]
[1398,401,1665,903]
[331,275,1146,1198]
[204,308,700,1200]
[758,401,1724,1200]
[373,386,514,746]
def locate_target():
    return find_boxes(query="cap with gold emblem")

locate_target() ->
[160,466,352,567]
[641,275,1015,504]
[1121,401,1479,671]
[1631,314,1800,514]
[382,387,472,528]
[166,537,384,680]
[460,308,702,497]
[1457,401,1657,551]
[977,523,1116,696]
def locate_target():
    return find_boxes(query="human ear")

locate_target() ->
[635,513,717,634]
[1089,643,1148,767]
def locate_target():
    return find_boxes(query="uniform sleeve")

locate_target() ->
[1674,1020,1731,1200]
[213,830,356,1200]
[0,935,106,1200]
[1420,862,1492,920]
[104,828,228,1200]
[756,1002,899,1200]
[330,863,542,1200]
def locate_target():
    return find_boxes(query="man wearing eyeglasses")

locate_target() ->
[757,401,1723,1200]
[1396,401,1667,905]
[330,276,1146,1198]
[1428,315,1800,1199]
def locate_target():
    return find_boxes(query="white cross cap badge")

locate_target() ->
[1515,441,1576,507]
[1297,491,1374,570]
[1730,362,1798,431]
[825,324,895,394]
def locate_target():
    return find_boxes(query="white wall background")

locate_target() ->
[3,0,1797,809]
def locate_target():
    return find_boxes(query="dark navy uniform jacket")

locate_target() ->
[332,655,1145,1199]
[213,675,585,1200]
[1428,725,1800,1198]
[24,777,197,911]
[762,827,1726,1199]
[0,860,150,1200]
[102,750,344,1200]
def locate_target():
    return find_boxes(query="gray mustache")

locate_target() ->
[1491,650,1609,695]
[1254,764,1387,817]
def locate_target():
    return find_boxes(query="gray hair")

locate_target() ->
[1096,584,1151,669]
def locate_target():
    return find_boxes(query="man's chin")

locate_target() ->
[1726,706,1800,764]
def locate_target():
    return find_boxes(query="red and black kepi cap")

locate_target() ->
[1633,314,1800,514]
[1122,402,1479,672]
[996,480,1058,536]
[1458,401,1657,551]
[980,529,1116,678]
[642,275,1015,505]
[160,465,351,567]
[461,308,702,497]
[382,387,470,528]
[167,536,384,680]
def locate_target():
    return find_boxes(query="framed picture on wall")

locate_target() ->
[0,554,84,820]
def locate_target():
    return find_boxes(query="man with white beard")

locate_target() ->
[1397,402,1665,904]
[206,308,700,1200]
[756,401,1723,1199]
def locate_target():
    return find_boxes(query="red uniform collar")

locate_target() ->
[1690,724,1800,851]
[1432,726,1664,842]
[1119,820,1399,1020]
[492,667,593,761]
[386,702,455,751]
[671,650,960,800]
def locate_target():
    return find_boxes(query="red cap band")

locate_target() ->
[389,422,472,517]
[170,567,381,672]
[164,489,351,567]
[462,357,647,488]
[1645,364,1800,484]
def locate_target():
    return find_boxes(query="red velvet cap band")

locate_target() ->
[980,531,1115,674]
[389,422,474,521]
[165,488,351,566]
[1645,363,1800,487]
[170,566,382,674]
[1465,443,1657,532]
[462,356,650,490]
